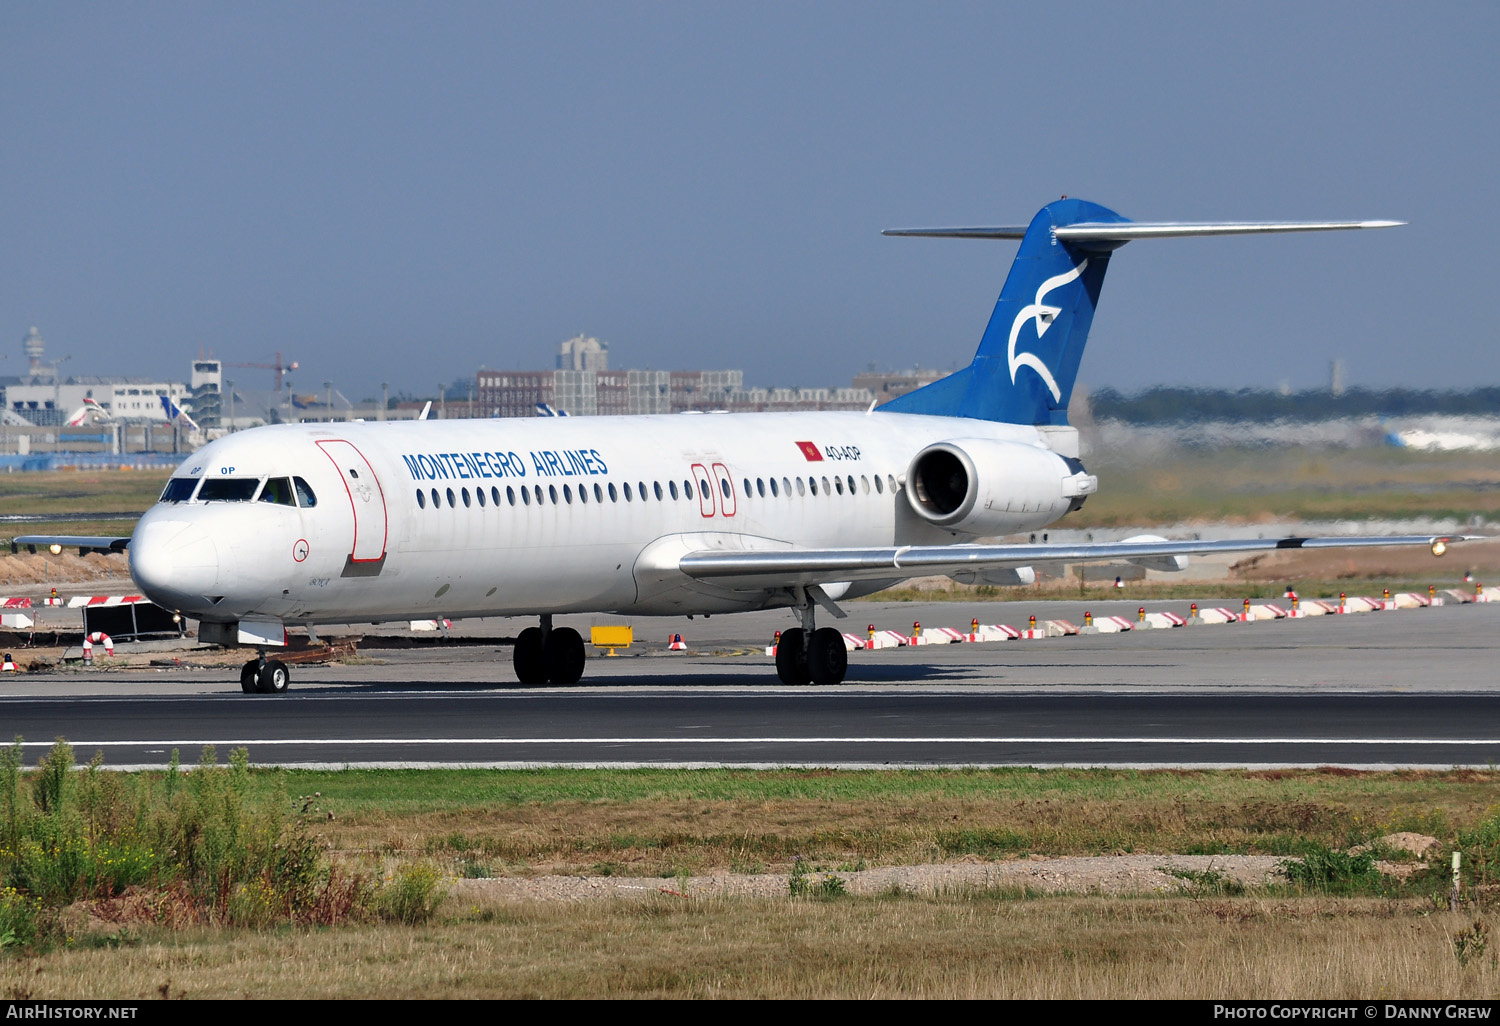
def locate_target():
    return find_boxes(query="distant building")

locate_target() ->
[557,334,609,372]
[851,367,949,404]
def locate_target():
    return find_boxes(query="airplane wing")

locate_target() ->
[678,534,1474,590]
[10,534,132,555]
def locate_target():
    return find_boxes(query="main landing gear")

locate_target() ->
[240,652,290,695]
[774,596,848,686]
[512,614,586,685]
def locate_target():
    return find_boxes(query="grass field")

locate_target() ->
[6,764,1500,997]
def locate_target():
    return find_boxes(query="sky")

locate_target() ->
[2,2,1496,401]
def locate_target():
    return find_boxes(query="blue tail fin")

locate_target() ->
[882,198,1128,426]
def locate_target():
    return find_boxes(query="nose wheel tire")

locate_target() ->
[807,627,848,685]
[774,628,810,685]
[256,659,290,694]
[544,627,586,685]
[513,627,547,684]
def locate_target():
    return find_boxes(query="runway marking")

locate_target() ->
[15,736,1500,747]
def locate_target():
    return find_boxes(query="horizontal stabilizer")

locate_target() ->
[882,220,1404,241]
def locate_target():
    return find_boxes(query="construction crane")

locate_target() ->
[227,352,299,392]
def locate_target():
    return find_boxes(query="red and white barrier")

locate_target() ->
[668,633,687,651]
[1,654,16,673]
[865,629,909,650]
[913,626,966,646]
[1248,603,1289,621]
[1143,611,1187,629]
[409,618,453,632]
[1,597,32,609]
[967,624,1021,642]
[840,632,865,651]
[1045,619,1080,637]
[67,595,145,609]
[1196,607,1240,625]
[1091,615,1135,634]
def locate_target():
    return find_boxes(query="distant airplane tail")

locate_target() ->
[160,395,201,432]
[879,199,1401,426]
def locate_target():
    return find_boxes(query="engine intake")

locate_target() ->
[905,439,1096,536]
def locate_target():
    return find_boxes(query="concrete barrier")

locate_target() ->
[1197,607,1240,624]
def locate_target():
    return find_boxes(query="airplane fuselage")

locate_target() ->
[128,410,1077,626]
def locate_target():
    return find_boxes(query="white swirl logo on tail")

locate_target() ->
[1007,258,1087,402]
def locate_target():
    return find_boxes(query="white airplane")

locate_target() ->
[44,198,1470,694]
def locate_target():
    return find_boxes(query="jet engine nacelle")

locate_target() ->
[905,438,1097,536]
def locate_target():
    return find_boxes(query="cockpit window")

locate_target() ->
[159,478,200,503]
[197,478,260,502]
[294,477,317,507]
[259,477,296,506]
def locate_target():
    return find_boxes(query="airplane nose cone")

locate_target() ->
[129,518,223,614]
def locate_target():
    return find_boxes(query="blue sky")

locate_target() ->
[2,2,1495,400]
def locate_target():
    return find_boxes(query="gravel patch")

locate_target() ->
[450,854,1290,902]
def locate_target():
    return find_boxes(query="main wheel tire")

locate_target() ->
[240,660,259,694]
[774,627,810,685]
[513,626,547,684]
[257,659,290,694]
[544,626,586,685]
[807,627,848,686]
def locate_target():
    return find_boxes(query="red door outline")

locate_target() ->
[711,462,736,517]
[316,439,388,562]
[691,463,715,518]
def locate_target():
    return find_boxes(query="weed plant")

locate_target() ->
[0,738,397,951]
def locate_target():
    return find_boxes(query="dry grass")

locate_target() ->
[292,768,1488,877]
[6,895,1498,999]
[1075,447,1500,527]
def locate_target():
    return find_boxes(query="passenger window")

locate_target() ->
[874,475,884,494]
[782,477,791,496]
[491,486,500,506]
[683,480,693,499]
[477,487,486,508]
[609,482,618,502]
[654,482,663,501]
[768,478,778,498]
[462,487,471,508]
[861,476,870,494]
[159,478,199,503]
[637,482,647,500]
[562,484,572,504]
[593,483,603,503]
[743,478,751,498]
[507,486,517,506]
[521,486,530,506]
[796,477,806,496]
[822,476,831,495]
[833,476,844,495]
[198,478,260,502]
[294,477,318,507]
[416,489,426,509]
[431,488,440,508]
[721,478,731,499]
[534,485,543,505]
[809,478,818,496]
[446,487,456,507]
[548,485,558,504]
[669,481,678,500]
[623,482,632,501]
[757,478,766,498]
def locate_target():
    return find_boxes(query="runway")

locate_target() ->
[3,598,1497,769]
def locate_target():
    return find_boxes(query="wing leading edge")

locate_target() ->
[678,535,1473,590]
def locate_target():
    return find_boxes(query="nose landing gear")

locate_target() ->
[240,652,290,694]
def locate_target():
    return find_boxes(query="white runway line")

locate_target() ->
[16,735,1500,747]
